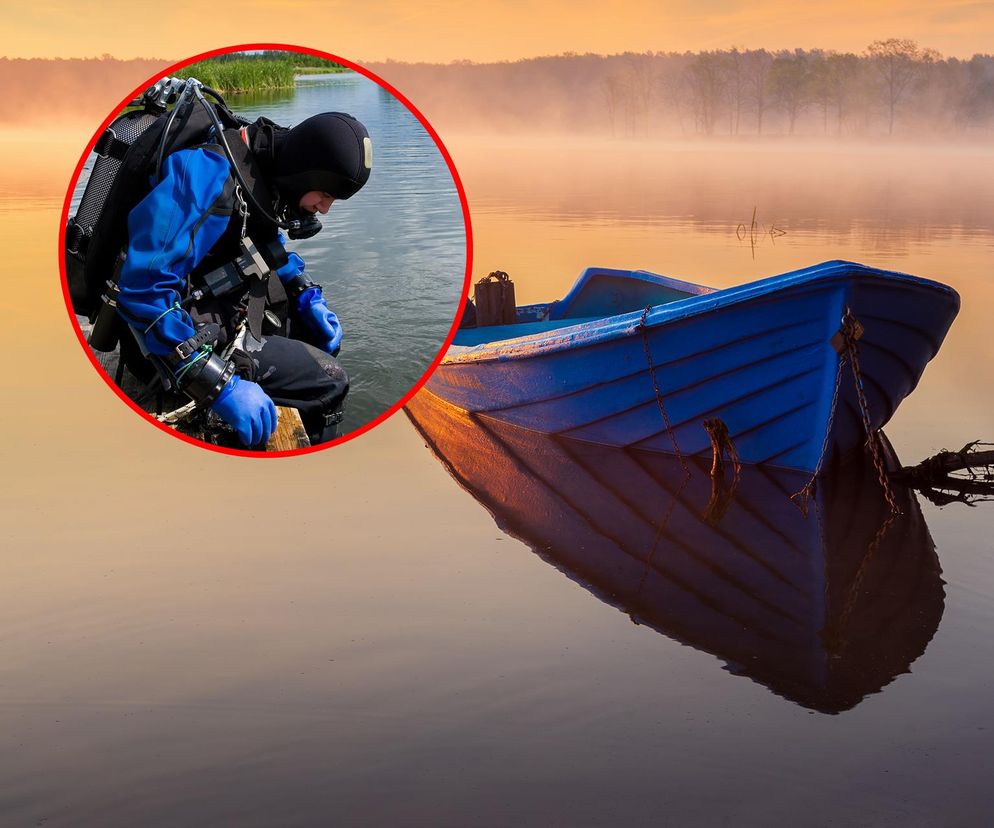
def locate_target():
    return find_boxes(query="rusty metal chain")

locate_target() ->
[633,478,685,606]
[841,307,901,515]
[791,353,846,514]
[792,306,900,516]
[822,510,898,657]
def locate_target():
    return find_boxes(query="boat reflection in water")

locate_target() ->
[406,389,944,714]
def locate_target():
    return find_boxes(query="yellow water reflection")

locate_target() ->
[1,124,992,825]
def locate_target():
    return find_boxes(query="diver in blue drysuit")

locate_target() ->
[115,112,371,447]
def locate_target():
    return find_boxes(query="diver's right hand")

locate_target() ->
[210,376,278,447]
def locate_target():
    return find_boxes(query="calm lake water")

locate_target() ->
[70,72,467,434]
[4,135,993,825]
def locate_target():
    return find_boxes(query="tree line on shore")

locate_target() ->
[4,43,992,137]
[370,41,994,138]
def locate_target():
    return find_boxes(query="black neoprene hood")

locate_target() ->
[272,112,372,207]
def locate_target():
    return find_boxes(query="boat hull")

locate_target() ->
[405,392,944,713]
[431,261,959,473]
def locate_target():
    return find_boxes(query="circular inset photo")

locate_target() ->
[61,45,470,455]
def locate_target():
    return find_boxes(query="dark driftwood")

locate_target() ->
[897,441,994,506]
[898,441,994,482]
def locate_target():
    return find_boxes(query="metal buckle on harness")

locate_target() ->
[66,220,88,256]
[170,322,222,365]
[235,184,249,240]
[94,127,118,159]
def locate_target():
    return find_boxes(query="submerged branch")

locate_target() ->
[896,440,994,506]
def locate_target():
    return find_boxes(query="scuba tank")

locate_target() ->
[65,75,315,352]
[66,79,183,321]
[65,78,246,349]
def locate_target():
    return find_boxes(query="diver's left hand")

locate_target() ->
[295,287,343,355]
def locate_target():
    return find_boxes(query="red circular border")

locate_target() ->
[58,42,473,459]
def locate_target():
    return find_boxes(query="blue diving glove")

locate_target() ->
[295,287,343,355]
[210,376,279,447]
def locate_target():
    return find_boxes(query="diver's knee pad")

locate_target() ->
[251,335,349,446]
[307,354,349,444]
[277,351,347,445]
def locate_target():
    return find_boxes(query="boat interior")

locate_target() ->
[453,267,713,348]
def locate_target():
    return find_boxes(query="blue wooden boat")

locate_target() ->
[431,261,959,473]
[405,394,944,713]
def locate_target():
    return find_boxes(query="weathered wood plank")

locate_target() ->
[267,406,311,451]
[179,406,310,451]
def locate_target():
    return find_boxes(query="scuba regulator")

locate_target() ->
[286,214,323,240]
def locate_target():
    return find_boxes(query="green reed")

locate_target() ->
[177,53,347,93]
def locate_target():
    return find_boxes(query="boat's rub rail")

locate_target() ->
[444,260,959,365]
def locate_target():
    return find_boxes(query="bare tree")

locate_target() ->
[625,54,658,137]
[603,72,625,137]
[741,49,774,134]
[769,50,813,134]
[825,52,863,134]
[808,51,863,134]
[686,51,729,135]
[866,39,941,134]
[956,55,994,132]
[809,51,833,133]
[726,48,748,135]
[658,53,697,136]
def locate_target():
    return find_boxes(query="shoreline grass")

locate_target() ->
[177,53,348,93]
[294,66,348,75]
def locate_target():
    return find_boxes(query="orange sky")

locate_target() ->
[2,0,992,61]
